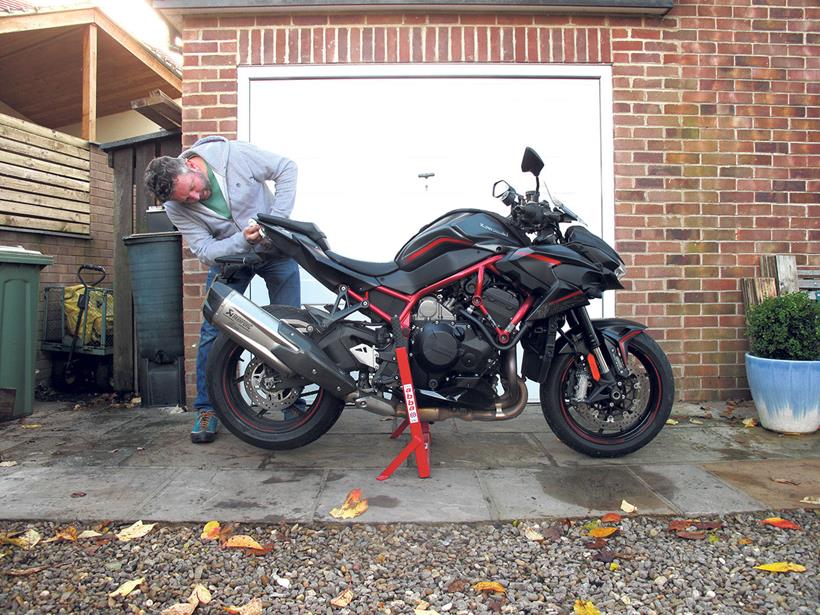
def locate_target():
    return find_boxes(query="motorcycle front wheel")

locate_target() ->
[540,331,674,457]
[207,305,345,450]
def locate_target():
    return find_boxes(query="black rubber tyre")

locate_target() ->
[207,305,346,450]
[540,331,674,457]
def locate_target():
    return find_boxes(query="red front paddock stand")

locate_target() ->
[376,345,431,480]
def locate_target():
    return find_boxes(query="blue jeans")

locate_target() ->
[194,258,300,411]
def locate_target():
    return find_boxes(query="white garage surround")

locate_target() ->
[238,64,614,398]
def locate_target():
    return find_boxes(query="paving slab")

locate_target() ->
[0,466,178,521]
[629,464,766,515]
[479,466,675,520]
[703,458,820,511]
[316,468,492,523]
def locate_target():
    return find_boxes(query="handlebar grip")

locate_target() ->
[78,264,106,287]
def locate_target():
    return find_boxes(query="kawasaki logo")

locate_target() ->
[403,384,419,423]
[480,222,508,238]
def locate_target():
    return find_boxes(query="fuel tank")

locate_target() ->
[395,209,528,270]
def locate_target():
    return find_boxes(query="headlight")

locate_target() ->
[614,265,627,279]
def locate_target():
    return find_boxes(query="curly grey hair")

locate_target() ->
[144,156,190,202]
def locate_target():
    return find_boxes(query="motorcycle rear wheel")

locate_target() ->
[207,305,345,450]
[540,331,674,457]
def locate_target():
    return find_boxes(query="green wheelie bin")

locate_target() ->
[0,246,53,421]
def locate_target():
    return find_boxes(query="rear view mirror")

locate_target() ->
[521,147,544,177]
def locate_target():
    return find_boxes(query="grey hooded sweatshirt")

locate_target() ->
[163,136,297,267]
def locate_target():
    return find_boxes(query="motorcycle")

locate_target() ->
[202,147,674,475]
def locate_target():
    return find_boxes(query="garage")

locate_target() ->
[241,64,614,320]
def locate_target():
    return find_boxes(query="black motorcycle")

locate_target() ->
[203,147,674,467]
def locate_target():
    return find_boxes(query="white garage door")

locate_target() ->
[240,64,614,398]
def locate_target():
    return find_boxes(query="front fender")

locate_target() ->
[558,318,647,356]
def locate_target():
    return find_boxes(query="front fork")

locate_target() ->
[567,307,627,404]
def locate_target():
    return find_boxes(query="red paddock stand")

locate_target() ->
[376,344,431,480]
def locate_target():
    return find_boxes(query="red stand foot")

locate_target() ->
[389,418,409,439]
[377,345,431,480]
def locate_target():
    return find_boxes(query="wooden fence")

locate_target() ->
[0,113,91,235]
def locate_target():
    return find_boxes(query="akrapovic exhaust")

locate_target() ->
[203,281,356,398]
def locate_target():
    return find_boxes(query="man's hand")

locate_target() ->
[244,220,262,245]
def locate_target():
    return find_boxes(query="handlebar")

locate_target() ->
[78,264,106,288]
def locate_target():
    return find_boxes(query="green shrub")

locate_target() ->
[746,292,820,360]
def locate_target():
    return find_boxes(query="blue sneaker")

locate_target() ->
[191,409,218,443]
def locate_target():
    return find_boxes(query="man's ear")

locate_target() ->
[184,158,197,170]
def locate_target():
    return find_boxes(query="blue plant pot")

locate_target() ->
[745,353,820,433]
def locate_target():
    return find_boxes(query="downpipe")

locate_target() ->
[203,281,357,398]
[355,349,529,422]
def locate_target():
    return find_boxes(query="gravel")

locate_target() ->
[1,510,818,614]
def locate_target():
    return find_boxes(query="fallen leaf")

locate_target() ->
[738,537,753,545]
[473,581,506,594]
[707,533,720,544]
[116,520,156,542]
[676,531,707,540]
[589,527,618,538]
[593,549,616,563]
[222,598,263,615]
[44,526,78,543]
[771,477,800,486]
[799,496,820,505]
[329,489,369,519]
[742,417,758,428]
[754,562,806,573]
[330,589,354,607]
[574,599,601,615]
[0,460,18,467]
[665,418,679,425]
[689,418,703,425]
[20,424,42,429]
[161,603,195,615]
[5,566,47,576]
[601,513,622,523]
[188,584,212,605]
[71,492,86,498]
[609,562,620,571]
[201,521,221,541]
[694,521,722,531]
[620,500,637,514]
[109,577,144,598]
[582,520,600,531]
[446,579,469,593]
[668,519,697,531]
[77,530,102,539]
[0,528,41,550]
[584,538,608,550]
[522,526,544,542]
[761,517,801,530]
[542,525,564,540]
[224,535,269,553]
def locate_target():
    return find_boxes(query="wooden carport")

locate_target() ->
[0,6,182,141]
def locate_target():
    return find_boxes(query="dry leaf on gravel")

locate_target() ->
[473,581,506,594]
[668,519,696,531]
[0,528,41,550]
[188,584,212,605]
[77,530,102,539]
[601,513,622,523]
[330,589,354,607]
[574,599,601,615]
[589,527,618,539]
[800,496,820,505]
[620,500,637,514]
[222,597,263,615]
[742,417,758,428]
[109,577,144,598]
[223,535,271,554]
[522,526,544,542]
[676,531,707,540]
[584,538,608,550]
[329,488,369,519]
[44,526,78,543]
[694,521,722,531]
[201,521,221,541]
[446,578,469,593]
[161,603,196,615]
[761,517,801,530]
[5,566,47,576]
[116,520,156,542]
[753,562,806,573]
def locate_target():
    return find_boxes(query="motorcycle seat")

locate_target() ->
[257,214,330,251]
[326,251,399,276]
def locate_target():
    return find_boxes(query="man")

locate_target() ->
[144,136,300,443]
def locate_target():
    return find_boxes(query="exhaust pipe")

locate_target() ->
[203,281,356,398]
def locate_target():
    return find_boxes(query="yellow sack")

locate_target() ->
[63,285,114,345]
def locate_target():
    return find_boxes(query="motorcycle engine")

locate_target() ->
[410,296,496,396]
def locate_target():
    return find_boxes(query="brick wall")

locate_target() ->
[0,145,115,389]
[178,0,818,402]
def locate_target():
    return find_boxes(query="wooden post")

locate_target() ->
[82,23,97,142]
[112,148,135,391]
